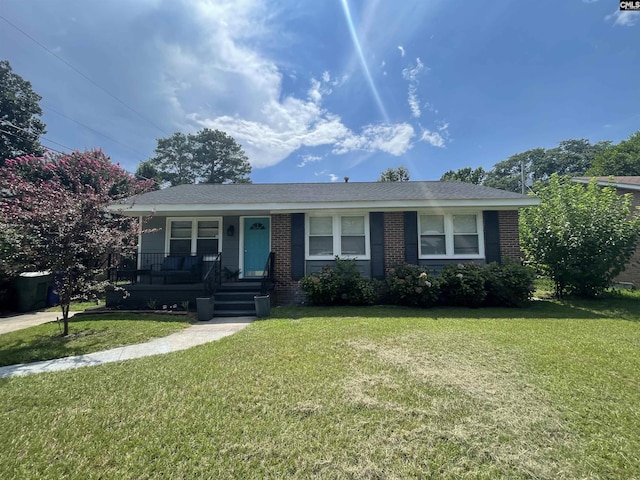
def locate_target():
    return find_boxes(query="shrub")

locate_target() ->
[299,257,378,306]
[439,263,486,307]
[483,261,535,307]
[386,264,439,307]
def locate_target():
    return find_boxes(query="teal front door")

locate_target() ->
[243,217,270,278]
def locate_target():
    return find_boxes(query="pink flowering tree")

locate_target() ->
[0,150,153,335]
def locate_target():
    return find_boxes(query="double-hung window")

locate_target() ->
[419,213,483,258]
[307,214,369,259]
[167,218,222,256]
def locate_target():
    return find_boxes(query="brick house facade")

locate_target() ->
[108,181,537,308]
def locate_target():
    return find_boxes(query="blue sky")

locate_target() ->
[1,0,638,183]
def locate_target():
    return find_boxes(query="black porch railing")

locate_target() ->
[260,251,275,295]
[107,252,222,292]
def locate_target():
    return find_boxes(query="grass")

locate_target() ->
[0,313,191,367]
[0,297,639,478]
[45,300,105,312]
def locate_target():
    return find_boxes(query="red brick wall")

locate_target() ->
[271,213,304,304]
[384,212,405,273]
[498,210,522,261]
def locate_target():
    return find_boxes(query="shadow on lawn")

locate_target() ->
[272,296,640,322]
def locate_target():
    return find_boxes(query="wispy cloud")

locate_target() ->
[402,58,426,118]
[606,10,640,26]
[420,129,445,148]
[398,45,406,57]
[334,123,415,156]
[297,154,322,167]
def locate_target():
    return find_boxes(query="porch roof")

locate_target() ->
[109,181,539,216]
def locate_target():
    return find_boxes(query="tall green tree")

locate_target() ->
[440,167,486,184]
[484,140,609,193]
[484,148,545,193]
[536,139,610,179]
[0,60,46,164]
[587,131,640,176]
[520,174,640,298]
[378,166,410,182]
[148,129,251,186]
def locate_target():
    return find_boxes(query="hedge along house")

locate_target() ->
[106,181,538,313]
[573,176,640,287]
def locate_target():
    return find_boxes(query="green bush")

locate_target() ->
[438,263,486,308]
[483,261,535,307]
[299,257,378,306]
[386,264,439,307]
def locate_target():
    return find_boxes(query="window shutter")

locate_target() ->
[370,212,385,279]
[483,211,500,264]
[291,213,305,280]
[404,211,418,265]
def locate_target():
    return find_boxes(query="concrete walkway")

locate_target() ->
[0,310,77,335]
[0,317,252,379]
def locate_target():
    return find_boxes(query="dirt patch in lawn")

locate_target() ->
[344,333,580,478]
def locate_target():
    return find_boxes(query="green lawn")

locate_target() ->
[0,313,191,367]
[1,299,639,479]
[45,299,105,312]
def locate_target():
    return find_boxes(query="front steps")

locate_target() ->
[213,280,263,317]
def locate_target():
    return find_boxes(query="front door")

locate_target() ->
[242,217,270,278]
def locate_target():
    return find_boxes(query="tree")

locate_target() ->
[535,139,610,179]
[520,174,640,298]
[192,129,251,184]
[0,60,46,164]
[135,159,162,190]
[378,166,410,182]
[484,148,545,193]
[587,131,640,176]
[484,140,609,193]
[149,129,251,186]
[0,150,153,334]
[440,167,486,184]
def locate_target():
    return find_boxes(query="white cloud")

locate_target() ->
[402,58,426,118]
[329,173,339,182]
[398,45,406,57]
[606,10,640,26]
[402,58,425,82]
[334,123,415,156]
[408,86,420,118]
[420,129,445,148]
[297,154,322,167]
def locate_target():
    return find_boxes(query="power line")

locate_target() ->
[2,121,75,151]
[0,127,66,155]
[41,102,149,158]
[0,13,171,137]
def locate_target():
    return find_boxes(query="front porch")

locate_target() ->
[106,251,274,316]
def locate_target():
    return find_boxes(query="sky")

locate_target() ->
[1,0,639,184]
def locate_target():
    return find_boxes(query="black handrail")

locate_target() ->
[260,251,275,295]
[203,252,222,293]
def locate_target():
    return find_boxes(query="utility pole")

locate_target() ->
[521,158,526,195]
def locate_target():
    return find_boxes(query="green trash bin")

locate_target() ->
[12,271,53,313]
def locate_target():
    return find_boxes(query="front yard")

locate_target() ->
[0,298,639,478]
[0,313,191,366]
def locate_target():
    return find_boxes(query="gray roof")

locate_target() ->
[111,181,538,215]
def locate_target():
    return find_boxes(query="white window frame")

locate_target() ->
[418,211,485,259]
[165,217,223,255]
[305,212,370,260]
